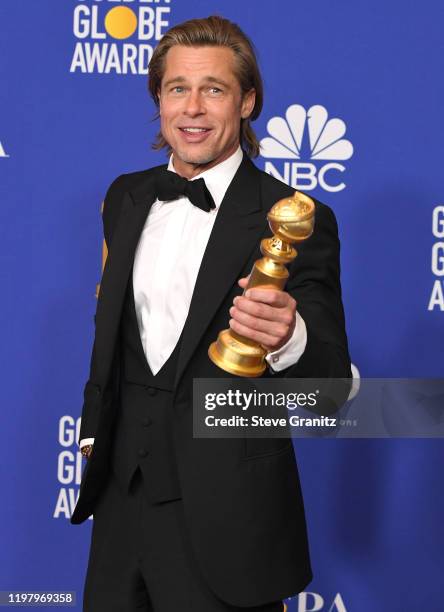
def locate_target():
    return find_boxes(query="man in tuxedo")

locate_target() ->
[71,15,351,612]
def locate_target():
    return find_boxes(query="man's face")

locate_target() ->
[158,45,255,178]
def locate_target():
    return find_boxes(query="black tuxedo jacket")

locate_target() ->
[71,153,351,607]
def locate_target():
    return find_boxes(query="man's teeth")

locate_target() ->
[182,128,208,133]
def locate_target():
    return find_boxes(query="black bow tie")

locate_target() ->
[155,169,216,212]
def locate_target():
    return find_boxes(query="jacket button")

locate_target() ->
[138,448,149,458]
[142,417,152,427]
[146,387,157,396]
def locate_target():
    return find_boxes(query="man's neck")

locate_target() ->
[166,145,243,209]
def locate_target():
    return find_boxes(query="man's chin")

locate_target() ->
[174,148,215,167]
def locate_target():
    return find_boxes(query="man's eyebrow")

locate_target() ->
[162,76,231,89]
[162,76,187,88]
[203,76,231,88]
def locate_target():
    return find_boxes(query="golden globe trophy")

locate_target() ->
[208,191,315,377]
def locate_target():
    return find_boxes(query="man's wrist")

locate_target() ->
[265,310,307,372]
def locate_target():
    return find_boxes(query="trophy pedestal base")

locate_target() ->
[208,329,266,377]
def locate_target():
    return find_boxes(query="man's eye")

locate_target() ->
[172,86,184,93]
[209,87,222,94]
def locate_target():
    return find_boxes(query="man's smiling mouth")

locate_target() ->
[179,127,211,133]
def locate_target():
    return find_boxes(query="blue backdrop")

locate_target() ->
[1,1,443,610]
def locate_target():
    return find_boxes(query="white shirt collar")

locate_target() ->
[167,146,243,209]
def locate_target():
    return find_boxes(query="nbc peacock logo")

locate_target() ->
[260,104,354,193]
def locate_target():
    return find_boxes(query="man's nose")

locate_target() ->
[184,90,205,116]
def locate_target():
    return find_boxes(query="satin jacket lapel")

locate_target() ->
[93,175,158,388]
[174,156,268,388]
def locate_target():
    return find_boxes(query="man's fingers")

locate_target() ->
[229,305,290,337]
[228,318,282,350]
[232,296,295,326]
[245,288,295,308]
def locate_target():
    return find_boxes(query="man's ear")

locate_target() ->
[241,89,256,119]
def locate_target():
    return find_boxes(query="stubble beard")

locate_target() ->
[173,144,216,167]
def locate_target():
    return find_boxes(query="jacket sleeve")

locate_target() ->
[77,175,125,446]
[268,199,352,409]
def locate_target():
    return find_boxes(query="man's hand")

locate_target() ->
[229,277,297,352]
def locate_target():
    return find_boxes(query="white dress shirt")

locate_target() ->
[79,146,307,449]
